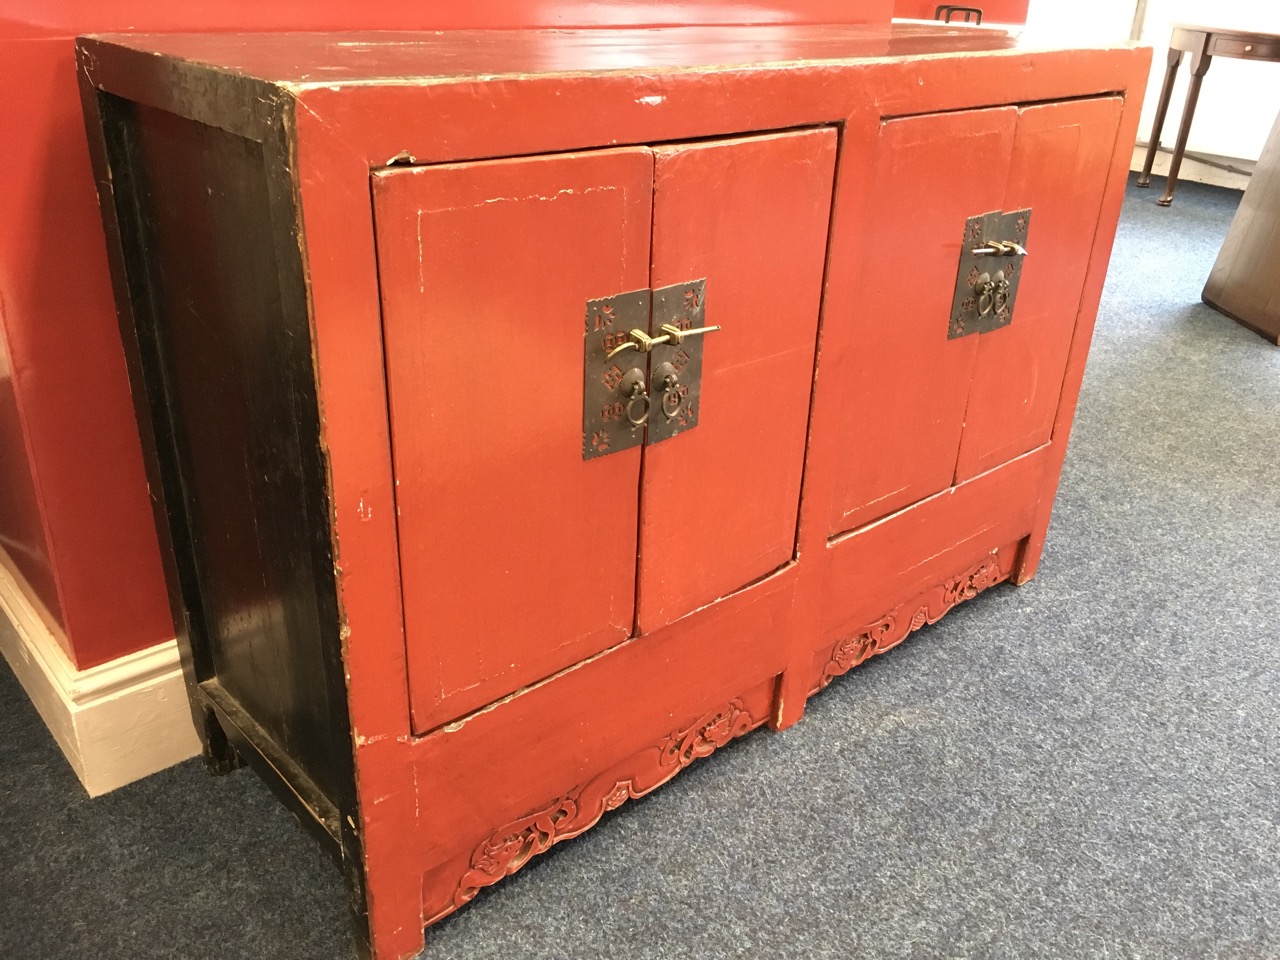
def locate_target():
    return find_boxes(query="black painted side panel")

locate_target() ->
[113,102,347,813]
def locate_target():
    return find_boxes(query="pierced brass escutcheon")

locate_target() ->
[949,209,1031,339]
[648,279,710,445]
[583,289,652,460]
[583,279,714,459]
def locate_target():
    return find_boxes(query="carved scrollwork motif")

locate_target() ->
[457,799,577,898]
[660,699,752,768]
[941,556,1002,606]
[818,554,1005,690]
[442,697,758,918]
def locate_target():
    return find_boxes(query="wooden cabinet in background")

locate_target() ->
[79,24,1149,960]
[1203,105,1280,344]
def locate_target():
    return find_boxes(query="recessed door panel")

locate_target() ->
[373,149,654,733]
[826,107,1017,537]
[954,97,1123,481]
[638,128,837,633]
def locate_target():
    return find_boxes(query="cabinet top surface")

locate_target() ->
[78,23,1133,86]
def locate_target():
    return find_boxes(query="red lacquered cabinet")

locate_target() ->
[78,24,1149,960]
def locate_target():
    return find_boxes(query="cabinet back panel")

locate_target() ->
[373,149,653,734]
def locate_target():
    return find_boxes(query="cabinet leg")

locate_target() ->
[196,703,243,776]
[361,877,427,960]
[343,845,374,960]
[1137,47,1184,188]
[771,668,809,730]
[1159,52,1211,207]
[1011,533,1044,586]
[363,840,429,960]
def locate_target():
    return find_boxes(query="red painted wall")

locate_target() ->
[0,326,62,628]
[0,38,154,668]
[0,0,891,670]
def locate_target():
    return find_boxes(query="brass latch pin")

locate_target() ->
[659,323,721,344]
[607,327,672,358]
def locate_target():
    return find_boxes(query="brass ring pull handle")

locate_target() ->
[976,272,995,316]
[992,273,1011,314]
[653,363,685,419]
[626,391,650,425]
[659,323,721,345]
[623,377,650,425]
[975,271,1012,317]
[607,327,673,359]
[972,240,1028,258]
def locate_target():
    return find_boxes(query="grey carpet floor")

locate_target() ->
[2,174,1277,960]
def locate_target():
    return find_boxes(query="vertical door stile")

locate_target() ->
[637,128,838,635]
[954,96,1125,481]
[825,106,1019,538]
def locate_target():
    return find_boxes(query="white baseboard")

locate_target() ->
[0,550,200,797]
[1130,144,1252,193]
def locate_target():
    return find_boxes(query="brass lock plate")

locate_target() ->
[648,279,707,446]
[949,208,1031,339]
[583,288,652,460]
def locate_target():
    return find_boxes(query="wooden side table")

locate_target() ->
[1137,24,1280,205]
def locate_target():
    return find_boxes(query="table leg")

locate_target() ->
[1137,46,1185,187]
[1159,50,1211,206]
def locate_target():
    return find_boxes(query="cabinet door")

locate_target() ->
[373,149,653,733]
[953,97,1123,480]
[826,108,1017,537]
[638,128,837,632]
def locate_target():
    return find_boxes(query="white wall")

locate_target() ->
[1023,0,1136,45]
[1021,1,1278,163]
[1136,1,1280,161]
